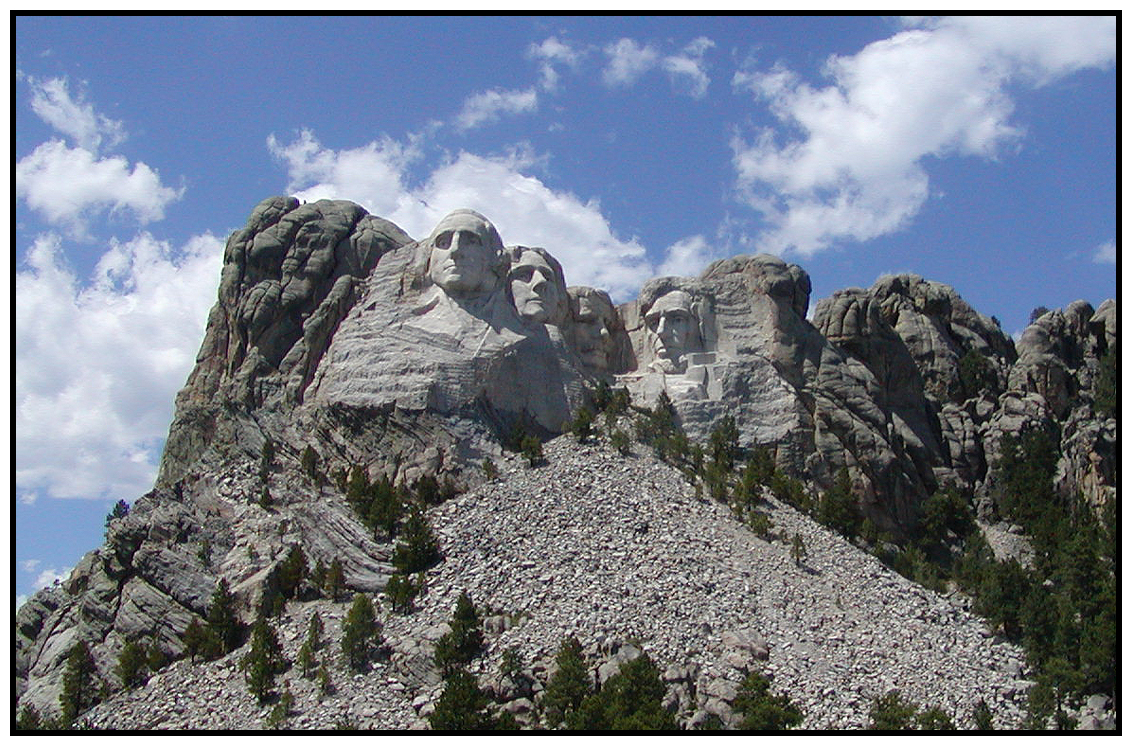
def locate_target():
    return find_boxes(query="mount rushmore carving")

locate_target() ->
[158,196,1115,534]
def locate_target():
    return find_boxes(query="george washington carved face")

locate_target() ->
[426,210,504,299]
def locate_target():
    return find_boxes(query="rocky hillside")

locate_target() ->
[15,197,1117,730]
[77,437,1032,730]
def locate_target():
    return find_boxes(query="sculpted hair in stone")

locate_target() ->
[407,208,508,291]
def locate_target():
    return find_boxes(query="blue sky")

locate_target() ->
[14,15,1117,606]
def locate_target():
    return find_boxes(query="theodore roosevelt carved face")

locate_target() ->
[426,210,504,299]
[568,286,618,372]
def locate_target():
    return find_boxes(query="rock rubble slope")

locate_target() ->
[82,436,1029,730]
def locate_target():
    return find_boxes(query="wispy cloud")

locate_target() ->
[662,37,715,99]
[602,38,660,87]
[1092,239,1116,264]
[731,16,1116,256]
[455,87,539,131]
[528,36,581,91]
[28,76,125,153]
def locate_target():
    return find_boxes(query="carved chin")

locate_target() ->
[651,356,685,374]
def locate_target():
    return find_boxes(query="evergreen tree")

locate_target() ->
[542,636,591,728]
[240,614,285,704]
[920,487,974,539]
[385,573,419,613]
[392,507,441,574]
[346,465,369,514]
[708,415,740,474]
[816,468,862,538]
[366,474,402,539]
[570,406,595,442]
[341,594,382,670]
[183,618,218,662]
[116,640,150,689]
[731,671,803,730]
[790,533,807,567]
[16,704,43,730]
[567,653,675,730]
[520,434,544,466]
[972,699,994,730]
[259,437,275,479]
[104,499,130,529]
[206,579,242,654]
[957,348,996,400]
[915,706,956,730]
[868,691,917,730]
[481,458,499,480]
[317,663,335,697]
[59,640,99,725]
[434,591,484,676]
[1093,341,1118,419]
[301,444,319,480]
[324,558,346,601]
[428,669,496,730]
[277,544,308,600]
[610,428,632,456]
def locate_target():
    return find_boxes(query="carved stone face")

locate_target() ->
[645,290,697,373]
[427,211,499,298]
[570,290,617,371]
[510,250,561,324]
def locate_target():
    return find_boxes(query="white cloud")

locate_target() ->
[268,131,654,301]
[602,38,659,87]
[33,566,72,590]
[528,36,581,91]
[657,235,716,278]
[731,16,1116,256]
[28,76,125,153]
[455,87,539,131]
[662,37,715,99]
[21,559,41,573]
[16,231,223,501]
[16,140,184,233]
[1093,239,1116,264]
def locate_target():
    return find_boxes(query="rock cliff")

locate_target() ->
[16,197,1117,729]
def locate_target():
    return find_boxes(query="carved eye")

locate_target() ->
[434,231,452,249]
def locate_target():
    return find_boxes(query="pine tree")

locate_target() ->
[324,558,346,601]
[116,640,150,689]
[341,594,382,670]
[392,508,440,574]
[277,544,308,600]
[972,699,994,730]
[570,406,595,442]
[916,706,956,730]
[568,652,675,730]
[366,474,402,539]
[301,445,319,481]
[16,704,43,730]
[59,640,99,725]
[206,579,242,655]
[385,573,419,613]
[731,671,803,730]
[428,669,496,730]
[816,468,862,538]
[434,591,484,676]
[790,533,807,567]
[868,692,917,730]
[240,614,286,704]
[104,499,130,529]
[183,618,218,662]
[542,636,591,728]
[259,437,275,479]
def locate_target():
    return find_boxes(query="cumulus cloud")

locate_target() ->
[28,76,125,153]
[16,231,223,501]
[16,140,184,233]
[268,131,653,300]
[1092,239,1116,264]
[657,235,716,278]
[455,87,539,131]
[602,38,660,87]
[731,15,1116,256]
[662,37,715,98]
[528,36,581,91]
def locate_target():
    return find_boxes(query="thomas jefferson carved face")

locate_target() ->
[645,290,698,373]
[426,211,502,298]
[510,250,561,324]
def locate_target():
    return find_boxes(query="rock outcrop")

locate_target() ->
[15,196,1117,729]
